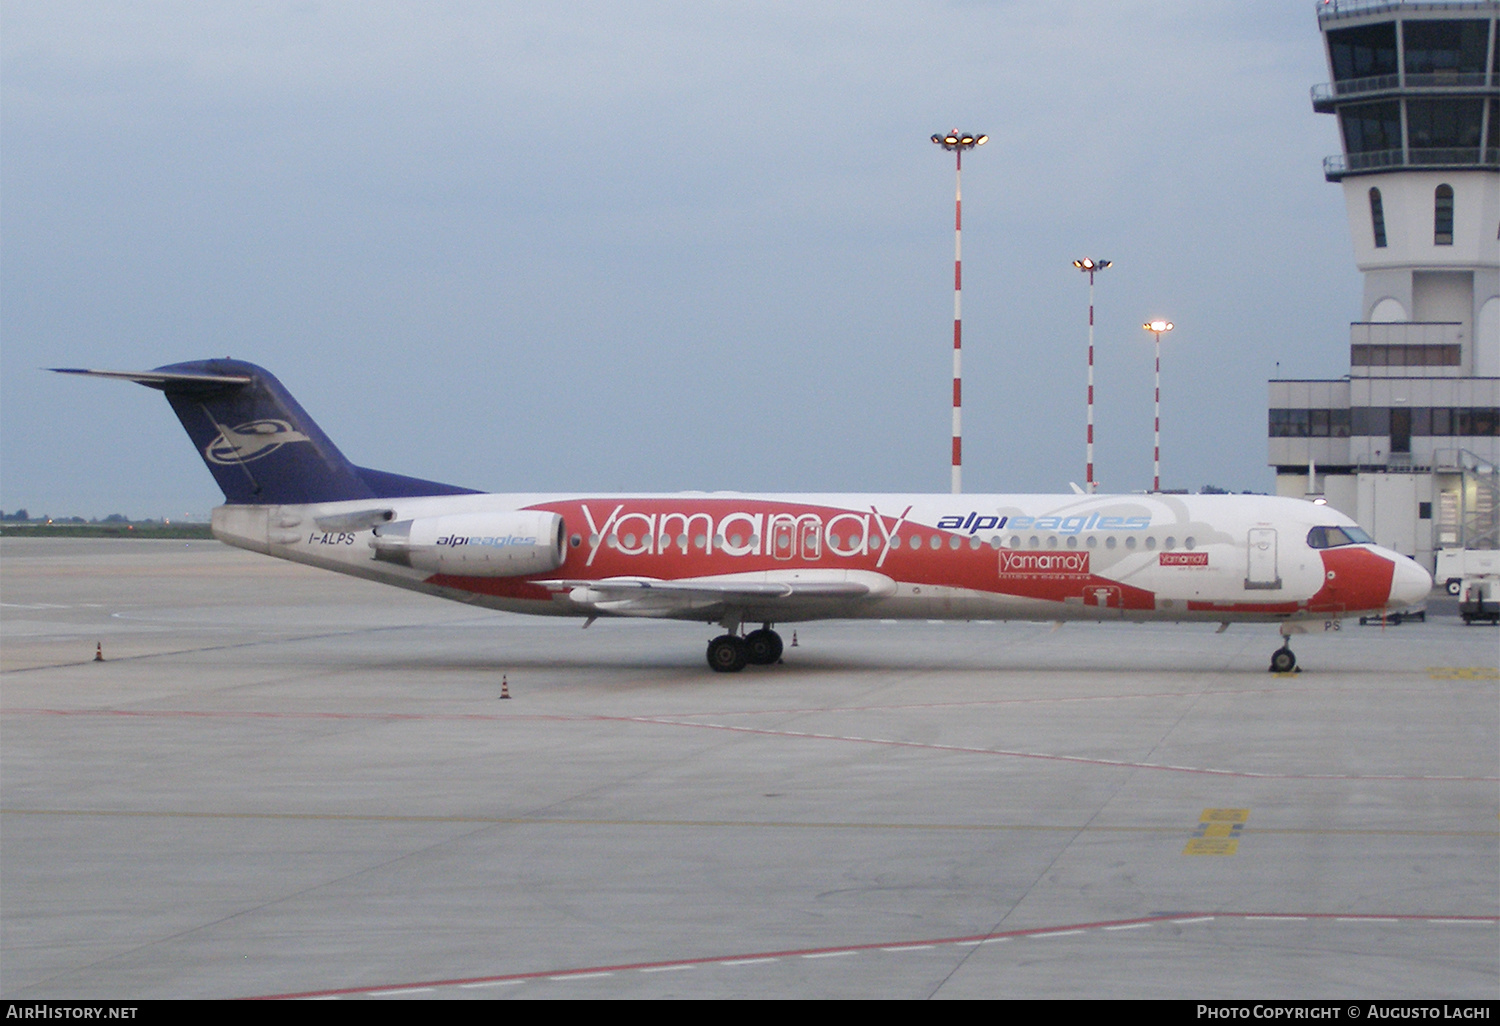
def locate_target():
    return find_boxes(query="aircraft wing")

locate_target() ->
[537,572,893,617]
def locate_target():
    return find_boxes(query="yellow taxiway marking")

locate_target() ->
[1427,667,1499,680]
[3,806,1493,839]
[1185,808,1249,855]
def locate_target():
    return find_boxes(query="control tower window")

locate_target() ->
[1435,184,1454,245]
[1340,101,1401,155]
[1402,19,1489,78]
[1369,188,1387,247]
[1407,99,1484,151]
[1328,23,1397,82]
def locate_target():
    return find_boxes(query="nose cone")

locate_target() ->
[1388,555,1433,609]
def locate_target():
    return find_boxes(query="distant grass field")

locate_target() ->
[0,523,215,539]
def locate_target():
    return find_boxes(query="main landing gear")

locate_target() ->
[707,626,784,673]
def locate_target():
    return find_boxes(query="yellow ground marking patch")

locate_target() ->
[1200,808,1249,824]
[1185,808,1248,855]
[1184,838,1239,855]
[1427,667,1500,680]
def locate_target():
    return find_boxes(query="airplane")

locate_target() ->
[54,359,1432,674]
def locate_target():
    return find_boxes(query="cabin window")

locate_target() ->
[1125,536,1137,550]
[1106,536,1117,550]
[1185,537,1196,550]
[1164,536,1176,549]
[1066,536,1079,549]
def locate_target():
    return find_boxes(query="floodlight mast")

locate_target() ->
[1142,319,1175,492]
[1073,258,1111,493]
[931,130,987,494]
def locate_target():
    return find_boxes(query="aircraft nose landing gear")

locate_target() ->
[1269,644,1298,674]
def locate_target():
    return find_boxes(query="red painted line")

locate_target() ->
[246,912,1498,999]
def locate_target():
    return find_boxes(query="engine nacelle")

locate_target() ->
[371,511,566,577]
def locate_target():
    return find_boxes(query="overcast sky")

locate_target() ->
[1,1,1362,519]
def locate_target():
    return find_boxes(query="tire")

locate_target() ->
[743,628,783,666]
[1269,647,1297,673]
[707,635,748,673]
[1447,579,1462,596]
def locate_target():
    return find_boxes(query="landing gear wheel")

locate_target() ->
[1446,579,1462,596]
[1269,646,1297,674]
[743,628,784,666]
[707,635,748,673]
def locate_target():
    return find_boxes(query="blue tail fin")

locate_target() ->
[54,359,477,504]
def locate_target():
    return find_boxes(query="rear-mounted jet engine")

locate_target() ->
[372,511,566,577]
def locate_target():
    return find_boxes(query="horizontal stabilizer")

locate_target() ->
[50,368,253,390]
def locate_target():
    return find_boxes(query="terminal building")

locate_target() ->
[1269,0,1500,571]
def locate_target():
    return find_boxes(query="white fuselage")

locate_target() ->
[211,491,1432,627]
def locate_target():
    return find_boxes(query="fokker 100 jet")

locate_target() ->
[57,360,1432,673]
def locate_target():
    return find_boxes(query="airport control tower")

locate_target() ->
[1269,0,1500,570]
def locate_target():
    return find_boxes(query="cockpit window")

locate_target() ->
[1307,525,1373,549]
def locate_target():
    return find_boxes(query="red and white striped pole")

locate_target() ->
[932,130,986,494]
[1143,320,1174,492]
[1073,258,1111,493]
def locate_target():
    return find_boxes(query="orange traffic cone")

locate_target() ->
[499,675,511,699]
[790,631,798,647]
[93,642,103,662]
